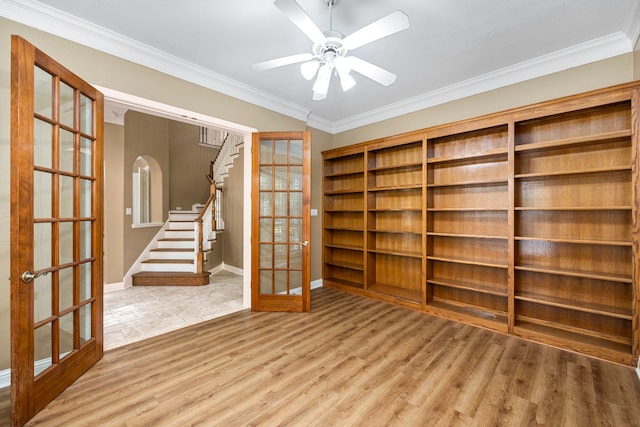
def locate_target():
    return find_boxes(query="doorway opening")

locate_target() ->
[98,86,255,348]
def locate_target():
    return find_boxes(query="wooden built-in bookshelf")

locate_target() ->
[322,82,640,366]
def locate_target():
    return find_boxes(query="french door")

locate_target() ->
[251,132,311,312]
[10,36,104,426]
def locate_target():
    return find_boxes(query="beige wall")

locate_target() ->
[123,111,171,271]
[168,121,219,211]
[222,148,244,270]
[104,123,125,284]
[635,37,640,80]
[308,128,332,282]
[205,239,223,271]
[0,27,12,373]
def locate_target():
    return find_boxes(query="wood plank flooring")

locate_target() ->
[2,286,640,426]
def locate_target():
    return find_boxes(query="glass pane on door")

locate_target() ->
[257,137,305,296]
[59,81,74,128]
[59,129,75,173]
[59,267,74,312]
[79,304,92,344]
[79,94,93,136]
[33,66,52,119]
[59,312,74,359]
[34,324,52,377]
[34,119,52,169]
[33,275,52,324]
[33,171,52,219]
[33,223,52,271]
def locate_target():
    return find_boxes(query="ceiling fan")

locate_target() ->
[253,0,410,100]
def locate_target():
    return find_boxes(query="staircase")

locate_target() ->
[131,209,212,286]
[127,131,242,287]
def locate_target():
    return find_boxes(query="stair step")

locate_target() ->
[164,230,195,239]
[132,271,210,286]
[169,213,199,222]
[140,259,194,273]
[142,259,193,264]
[157,238,193,249]
[168,221,196,230]
[149,248,194,260]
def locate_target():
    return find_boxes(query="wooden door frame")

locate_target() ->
[94,86,256,307]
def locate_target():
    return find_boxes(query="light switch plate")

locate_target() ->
[311,209,318,216]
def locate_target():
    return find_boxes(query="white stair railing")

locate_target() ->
[212,132,244,186]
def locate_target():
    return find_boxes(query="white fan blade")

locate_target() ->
[343,10,410,50]
[348,56,397,86]
[253,53,314,71]
[274,0,327,45]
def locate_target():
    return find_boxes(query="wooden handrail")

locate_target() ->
[194,193,215,274]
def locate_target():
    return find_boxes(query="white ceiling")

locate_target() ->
[3,0,640,133]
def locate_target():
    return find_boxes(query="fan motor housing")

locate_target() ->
[314,32,347,61]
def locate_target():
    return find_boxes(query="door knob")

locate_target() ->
[21,270,48,283]
[300,241,309,246]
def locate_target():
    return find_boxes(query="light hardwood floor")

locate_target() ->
[2,286,640,426]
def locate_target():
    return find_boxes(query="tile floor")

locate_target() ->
[103,270,245,350]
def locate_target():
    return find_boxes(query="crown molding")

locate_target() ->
[0,0,311,123]
[96,85,257,135]
[305,113,335,134]
[623,0,640,48]
[328,32,633,134]
[1,0,636,135]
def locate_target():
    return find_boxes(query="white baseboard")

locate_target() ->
[284,279,324,295]
[222,263,243,276]
[209,263,225,275]
[104,281,125,293]
[0,357,54,389]
[0,352,58,388]
[0,368,9,389]
[209,262,243,276]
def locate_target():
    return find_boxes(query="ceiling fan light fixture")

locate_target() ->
[337,68,356,91]
[300,60,320,80]
[335,56,355,91]
[338,72,356,92]
[312,63,333,100]
[312,90,327,101]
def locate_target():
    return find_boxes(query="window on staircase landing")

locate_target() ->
[132,155,163,227]
[132,158,150,224]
